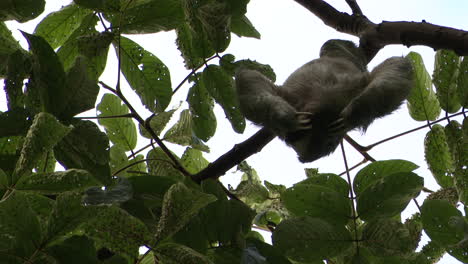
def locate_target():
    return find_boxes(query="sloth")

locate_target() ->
[235,39,413,162]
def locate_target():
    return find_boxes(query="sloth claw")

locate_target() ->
[295,112,314,130]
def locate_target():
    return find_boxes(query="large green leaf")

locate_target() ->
[45,235,99,264]
[97,93,137,150]
[272,216,352,262]
[139,108,177,139]
[163,110,209,152]
[187,73,217,141]
[34,3,92,49]
[356,172,423,221]
[16,169,98,194]
[4,50,30,109]
[230,15,260,39]
[282,184,351,226]
[84,206,150,259]
[45,192,94,245]
[22,32,68,117]
[457,57,468,107]
[176,22,213,69]
[406,52,441,121]
[433,50,461,113]
[147,147,184,180]
[156,243,213,264]
[54,119,112,185]
[0,22,24,56]
[353,159,419,196]
[362,218,414,257]
[0,192,42,260]
[202,65,245,133]
[12,112,72,183]
[106,0,183,34]
[155,182,217,241]
[0,0,45,22]
[0,109,31,137]
[116,36,172,112]
[424,124,455,188]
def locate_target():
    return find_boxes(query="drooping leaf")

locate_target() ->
[34,3,92,49]
[353,159,419,196]
[76,31,113,80]
[181,148,209,174]
[187,73,217,141]
[282,184,351,226]
[164,110,209,152]
[356,172,423,221]
[84,205,150,259]
[272,217,352,262]
[424,124,455,188]
[97,93,137,150]
[406,52,441,121]
[231,15,260,39]
[146,147,184,180]
[0,0,45,22]
[54,119,112,185]
[298,172,350,197]
[60,56,100,119]
[175,22,213,69]
[433,50,461,113]
[12,112,72,183]
[116,36,172,112]
[139,108,177,139]
[457,57,468,107]
[202,65,245,133]
[421,199,465,247]
[46,235,98,264]
[45,192,94,245]
[16,169,99,194]
[0,22,24,57]
[362,218,414,257]
[4,50,30,109]
[22,32,68,117]
[106,0,183,34]
[155,182,217,241]
[0,191,42,259]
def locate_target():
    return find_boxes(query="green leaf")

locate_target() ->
[421,199,465,246]
[73,0,120,12]
[106,0,183,34]
[424,124,454,188]
[272,217,352,262]
[163,110,210,152]
[56,14,99,72]
[0,192,42,259]
[97,93,137,150]
[4,50,30,109]
[147,147,184,180]
[60,56,100,119]
[0,22,24,56]
[45,235,98,264]
[22,32,68,117]
[353,159,419,196]
[181,148,209,174]
[187,73,217,141]
[116,36,172,112]
[12,112,72,183]
[155,182,217,241]
[34,3,92,49]
[156,243,213,264]
[54,119,112,185]
[139,108,177,139]
[202,65,245,133]
[433,50,461,113]
[356,172,423,221]
[231,15,261,39]
[246,238,293,264]
[77,31,113,79]
[16,169,98,194]
[0,109,31,137]
[362,218,414,257]
[454,119,468,204]
[282,184,351,226]
[457,57,468,107]
[0,0,45,22]
[176,22,213,69]
[83,177,132,205]
[406,52,441,121]
[298,172,350,197]
[84,206,150,259]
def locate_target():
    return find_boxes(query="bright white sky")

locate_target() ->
[2,0,467,263]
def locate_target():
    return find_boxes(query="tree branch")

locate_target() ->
[192,128,276,183]
[294,0,468,57]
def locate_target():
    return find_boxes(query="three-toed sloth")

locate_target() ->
[235,39,413,162]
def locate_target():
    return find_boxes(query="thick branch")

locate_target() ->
[192,128,276,183]
[294,0,468,56]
